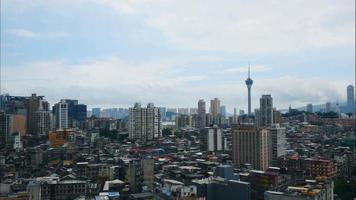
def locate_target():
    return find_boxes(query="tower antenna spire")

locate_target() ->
[248,61,250,78]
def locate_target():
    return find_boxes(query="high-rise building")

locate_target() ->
[26,94,51,136]
[232,124,271,170]
[0,112,11,148]
[259,95,273,127]
[207,126,223,152]
[272,108,282,125]
[175,115,191,129]
[347,85,355,113]
[245,66,253,115]
[197,99,206,129]
[53,99,87,128]
[53,100,68,129]
[92,108,101,118]
[306,103,313,113]
[220,105,226,118]
[210,98,221,117]
[159,107,166,121]
[129,103,161,141]
[233,108,238,124]
[267,124,286,166]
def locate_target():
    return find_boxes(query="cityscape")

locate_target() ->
[1,1,355,200]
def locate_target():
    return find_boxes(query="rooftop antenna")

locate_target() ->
[248,61,251,78]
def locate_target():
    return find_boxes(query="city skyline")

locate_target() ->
[1,0,355,111]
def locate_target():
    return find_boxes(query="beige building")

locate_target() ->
[210,98,221,117]
[232,124,271,170]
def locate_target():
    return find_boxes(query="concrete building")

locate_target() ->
[250,168,292,200]
[197,99,206,129]
[267,124,286,166]
[26,94,51,136]
[347,84,355,113]
[265,178,334,200]
[232,124,271,170]
[260,94,273,127]
[207,126,223,152]
[129,103,161,141]
[53,99,86,128]
[210,98,221,117]
[0,112,11,148]
[27,177,87,200]
[175,115,191,129]
[53,100,68,129]
[193,165,250,200]
[220,105,226,118]
[272,108,282,124]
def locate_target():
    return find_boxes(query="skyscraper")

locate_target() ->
[210,98,221,117]
[129,103,161,141]
[267,124,286,166]
[220,105,226,118]
[26,94,51,136]
[232,124,270,170]
[200,126,225,152]
[197,99,206,129]
[53,99,87,128]
[245,66,253,115]
[53,100,69,129]
[347,85,355,113]
[260,94,273,127]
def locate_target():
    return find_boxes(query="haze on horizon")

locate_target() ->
[1,0,355,112]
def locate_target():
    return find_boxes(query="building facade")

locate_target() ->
[232,124,271,170]
[129,103,161,141]
[260,94,273,127]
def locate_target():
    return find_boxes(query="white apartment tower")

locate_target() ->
[54,100,68,129]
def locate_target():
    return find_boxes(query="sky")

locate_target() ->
[1,0,355,112]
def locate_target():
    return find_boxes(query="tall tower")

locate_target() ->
[347,85,355,113]
[245,66,253,115]
[260,94,273,127]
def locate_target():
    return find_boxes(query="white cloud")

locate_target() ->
[4,1,354,54]
[221,65,270,75]
[94,0,355,54]
[6,29,39,38]
[3,57,350,110]
[6,28,69,39]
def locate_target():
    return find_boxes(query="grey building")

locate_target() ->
[347,84,355,113]
[197,99,206,129]
[260,94,273,127]
[193,165,250,200]
[129,103,161,141]
[26,93,51,136]
[267,124,286,166]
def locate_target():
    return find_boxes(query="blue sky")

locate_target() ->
[1,0,355,111]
